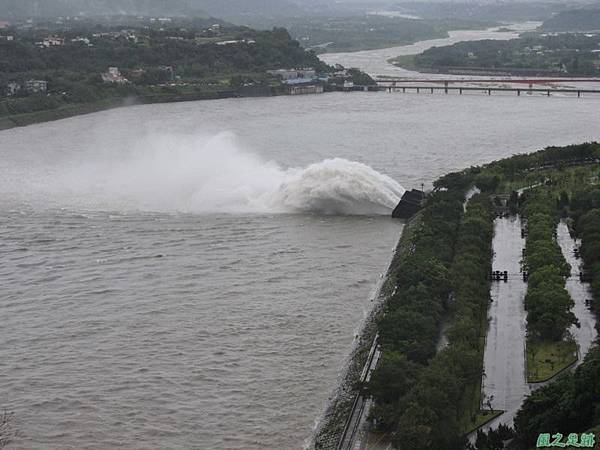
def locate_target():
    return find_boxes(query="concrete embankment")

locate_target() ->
[313,214,423,450]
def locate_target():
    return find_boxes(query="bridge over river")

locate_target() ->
[372,77,600,98]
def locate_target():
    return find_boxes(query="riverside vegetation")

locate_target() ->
[364,170,496,449]
[391,32,600,76]
[513,150,600,449]
[278,15,496,54]
[0,17,375,128]
[352,143,600,450]
[520,189,578,382]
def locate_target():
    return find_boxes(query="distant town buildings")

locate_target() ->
[122,30,138,43]
[267,68,317,80]
[267,68,325,95]
[89,30,140,42]
[0,35,14,41]
[3,80,49,97]
[5,82,21,96]
[42,36,65,47]
[101,67,128,84]
[286,84,324,95]
[0,21,10,29]
[92,32,116,39]
[24,80,48,94]
[71,37,91,46]
[149,17,172,24]
[216,39,256,46]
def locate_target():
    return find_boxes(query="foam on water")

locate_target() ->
[6,132,404,216]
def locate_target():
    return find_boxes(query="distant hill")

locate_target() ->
[391,1,563,22]
[0,0,306,21]
[0,0,205,19]
[196,0,306,22]
[542,8,600,31]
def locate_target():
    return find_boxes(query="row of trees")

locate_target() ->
[395,194,495,450]
[367,191,495,450]
[425,145,598,449]
[578,208,600,312]
[365,145,597,448]
[367,188,464,421]
[442,142,600,191]
[521,190,577,341]
[367,189,464,432]
[515,205,600,446]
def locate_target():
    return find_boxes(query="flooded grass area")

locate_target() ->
[526,338,578,383]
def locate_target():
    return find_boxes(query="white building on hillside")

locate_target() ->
[101,67,128,84]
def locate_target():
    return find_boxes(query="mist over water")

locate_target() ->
[5,131,404,216]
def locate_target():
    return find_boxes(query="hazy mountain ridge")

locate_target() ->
[542,6,600,31]
[0,0,305,20]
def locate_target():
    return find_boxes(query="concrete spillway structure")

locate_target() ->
[391,189,425,219]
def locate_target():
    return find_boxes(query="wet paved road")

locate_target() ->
[557,220,597,363]
[481,216,530,429]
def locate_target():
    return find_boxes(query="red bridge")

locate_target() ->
[369,77,600,97]
[375,78,600,85]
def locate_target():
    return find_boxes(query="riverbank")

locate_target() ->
[390,32,600,78]
[321,22,540,77]
[313,215,419,449]
[0,90,253,130]
[388,54,574,77]
[1,23,541,131]
[326,143,600,450]
[387,54,555,77]
[292,16,498,54]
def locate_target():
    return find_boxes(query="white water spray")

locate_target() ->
[6,132,405,215]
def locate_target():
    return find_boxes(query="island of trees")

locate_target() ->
[391,32,600,77]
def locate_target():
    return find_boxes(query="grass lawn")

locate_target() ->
[527,338,578,383]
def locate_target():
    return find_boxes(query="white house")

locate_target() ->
[101,67,128,84]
